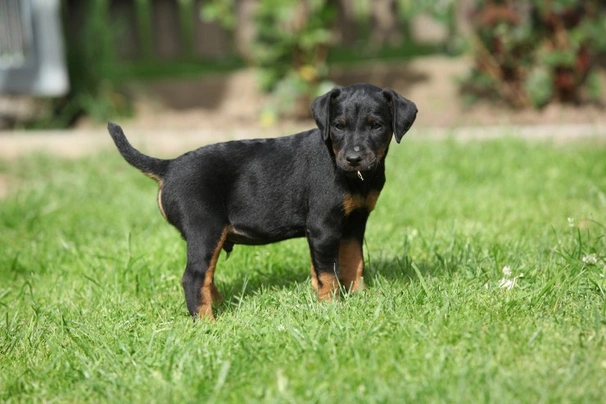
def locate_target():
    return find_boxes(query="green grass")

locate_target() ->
[1,134,605,403]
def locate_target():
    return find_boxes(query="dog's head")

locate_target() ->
[311,83,417,174]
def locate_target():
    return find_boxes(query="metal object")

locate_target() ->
[0,0,68,96]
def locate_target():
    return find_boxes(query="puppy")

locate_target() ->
[108,83,417,319]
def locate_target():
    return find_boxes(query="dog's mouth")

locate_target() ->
[344,169,370,181]
[336,155,377,178]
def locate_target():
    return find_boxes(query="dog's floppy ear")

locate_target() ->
[311,87,342,141]
[382,89,418,143]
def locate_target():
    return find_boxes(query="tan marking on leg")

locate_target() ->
[198,227,229,320]
[210,283,224,303]
[141,172,167,221]
[157,182,168,221]
[310,264,319,292]
[317,272,339,301]
[338,239,365,292]
[145,172,161,182]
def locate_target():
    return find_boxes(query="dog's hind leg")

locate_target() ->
[181,224,228,321]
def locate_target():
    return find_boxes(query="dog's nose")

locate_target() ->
[346,153,363,166]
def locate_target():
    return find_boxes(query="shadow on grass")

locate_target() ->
[210,253,445,317]
[366,256,447,285]
[212,264,310,317]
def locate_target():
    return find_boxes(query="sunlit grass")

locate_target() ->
[1,134,605,402]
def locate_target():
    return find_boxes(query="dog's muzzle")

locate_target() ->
[336,149,376,175]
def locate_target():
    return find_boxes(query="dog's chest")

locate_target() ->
[342,191,380,215]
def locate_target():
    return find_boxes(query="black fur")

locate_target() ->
[108,83,417,319]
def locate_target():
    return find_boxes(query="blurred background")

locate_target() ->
[1,0,606,132]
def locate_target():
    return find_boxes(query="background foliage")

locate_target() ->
[203,0,457,121]
[17,0,606,127]
[462,0,606,108]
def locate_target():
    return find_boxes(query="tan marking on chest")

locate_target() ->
[366,190,380,211]
[342,190,381,215]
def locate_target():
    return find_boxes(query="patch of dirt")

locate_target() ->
[86,55,606,132]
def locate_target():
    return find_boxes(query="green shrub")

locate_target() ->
[462,0,606,108]
[204,0,336,122]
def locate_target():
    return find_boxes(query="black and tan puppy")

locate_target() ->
[108,83,417,320]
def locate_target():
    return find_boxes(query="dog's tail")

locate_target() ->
[107,122,170,180]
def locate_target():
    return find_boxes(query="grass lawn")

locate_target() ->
[1,133,605,403]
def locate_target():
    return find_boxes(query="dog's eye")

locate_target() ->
[370,122,382,130]
[334,122,346,130]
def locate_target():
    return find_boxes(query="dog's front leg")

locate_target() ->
[306,223,341,301]
[339,210,369,292]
